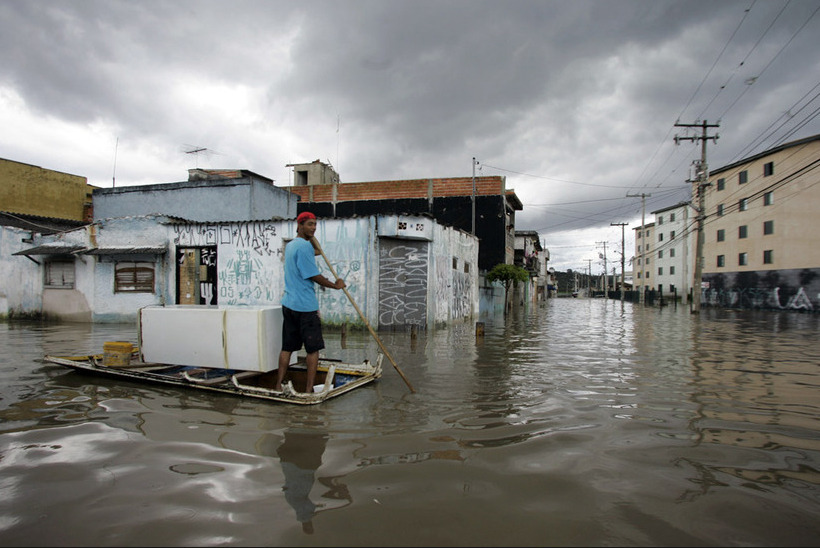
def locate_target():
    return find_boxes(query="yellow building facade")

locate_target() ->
[0,158,94,221]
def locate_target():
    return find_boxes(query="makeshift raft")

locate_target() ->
[45,346,383,405]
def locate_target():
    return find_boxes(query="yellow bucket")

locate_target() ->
[103,341,133,367]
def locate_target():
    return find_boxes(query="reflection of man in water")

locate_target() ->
[277,430,328,534]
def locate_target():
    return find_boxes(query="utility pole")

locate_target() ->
[674,120,719,313]
[586,259,592,296]
[626,192,651,304]
[596,241,608,296]
[471,157,479,235]
[611,222,627,301]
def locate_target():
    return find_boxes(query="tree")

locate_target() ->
[486,263,530,313]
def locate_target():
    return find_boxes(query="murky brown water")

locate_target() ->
[1,298,819,546]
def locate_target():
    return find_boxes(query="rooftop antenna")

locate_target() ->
[336,114,341,175]
[181,144,221,168]
[112,136,119,188]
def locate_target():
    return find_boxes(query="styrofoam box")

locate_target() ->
[139,305,285,372]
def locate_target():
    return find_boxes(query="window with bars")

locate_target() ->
[115,261,155,293]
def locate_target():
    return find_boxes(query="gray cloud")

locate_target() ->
[2,0,818,271]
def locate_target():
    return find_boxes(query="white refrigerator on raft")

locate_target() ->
[138,305,288,372]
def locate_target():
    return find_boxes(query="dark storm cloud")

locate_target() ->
[1,0,819,270]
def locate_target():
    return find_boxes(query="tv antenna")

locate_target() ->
[181,144,221,168]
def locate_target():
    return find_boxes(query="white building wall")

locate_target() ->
[0,226,43,317]
[23,214,478,326]
[653,203,696,300]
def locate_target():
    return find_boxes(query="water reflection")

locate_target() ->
[275,430,328,534]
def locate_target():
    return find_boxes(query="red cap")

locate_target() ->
[296,211,316,224]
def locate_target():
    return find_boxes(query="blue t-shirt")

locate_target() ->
[281,237,321,312]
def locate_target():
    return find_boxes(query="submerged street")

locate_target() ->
[0,298,819,546]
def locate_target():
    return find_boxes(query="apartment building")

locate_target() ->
[700,134,820,310]
[632,222,654,293]
[649,202,696,302]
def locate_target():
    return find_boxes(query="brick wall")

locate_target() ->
[284,176,505,203]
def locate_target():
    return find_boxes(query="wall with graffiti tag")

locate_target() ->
[702,268,820,311]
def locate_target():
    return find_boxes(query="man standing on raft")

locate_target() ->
[275,211,346,393]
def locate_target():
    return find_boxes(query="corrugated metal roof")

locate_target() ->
[0,211,86,233]
[14,244,167,256]
[13,244,86,256]
[84,246,167,255]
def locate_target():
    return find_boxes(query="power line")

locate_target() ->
[715,2,820,122]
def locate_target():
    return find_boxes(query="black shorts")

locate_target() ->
[281,306,325,354]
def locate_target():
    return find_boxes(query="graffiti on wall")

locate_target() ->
[171,219,372,320]
[313,222,369,325]
[379,239,428,327]
[702,268,819,311]
[451,271,471,319]
[173,222,282,306]
[173,222,281,257]
[703,286,815,310]
[218,249,279,304]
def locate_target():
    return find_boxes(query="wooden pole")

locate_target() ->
[311,237,416,393]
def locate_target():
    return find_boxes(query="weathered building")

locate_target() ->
[514,230,545,304]
[16,214,478,327]
[0,159,91,319]
[0,158,94,222]
[93,169,298,222]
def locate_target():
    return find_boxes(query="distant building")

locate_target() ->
[514,230,546,303]
[633,221,655,295]
[700,134,820,310]
[649,201,696,302]
[630,134,820,311]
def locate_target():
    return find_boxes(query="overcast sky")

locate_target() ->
[2,0,819,272]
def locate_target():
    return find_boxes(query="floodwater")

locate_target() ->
[1,298,819,547]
